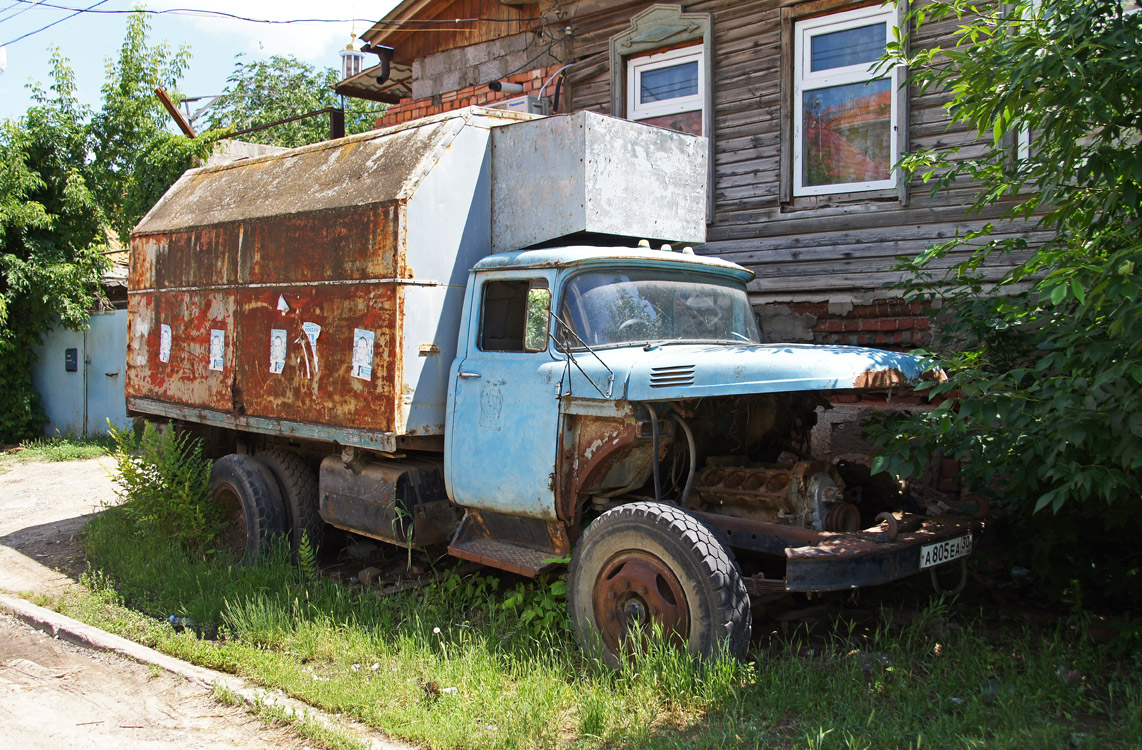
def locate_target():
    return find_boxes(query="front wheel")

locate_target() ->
[567,501,751,668]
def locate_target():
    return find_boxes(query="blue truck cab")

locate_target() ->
[442,246,978,665]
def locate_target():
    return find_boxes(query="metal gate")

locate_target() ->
[31,310,130,437]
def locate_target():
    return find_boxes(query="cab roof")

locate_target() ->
[471,246,754,282]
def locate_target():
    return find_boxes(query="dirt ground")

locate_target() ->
[0,456,316,749]
[0,610,312,750]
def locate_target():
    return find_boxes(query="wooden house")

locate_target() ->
[336,0,1038,350]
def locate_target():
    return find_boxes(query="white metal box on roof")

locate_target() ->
[490,111,708,253]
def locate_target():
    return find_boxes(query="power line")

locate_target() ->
[3,0,106,47]
[0,0,49,24]
[2,1,535,31]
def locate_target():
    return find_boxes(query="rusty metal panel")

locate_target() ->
[233,282,402,430]
[126,288,237,412]
[241,204,401,284]
[128,200,408,432]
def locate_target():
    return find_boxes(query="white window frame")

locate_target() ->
[626,44,705,127]
[793,4,902,197]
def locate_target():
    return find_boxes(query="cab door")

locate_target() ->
[446,273,563,519]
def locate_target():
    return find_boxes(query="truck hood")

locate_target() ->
[588,343,931,401]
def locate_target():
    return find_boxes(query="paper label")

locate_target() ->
[351,328,374,381]
[159,324,171,363]
[209,329,225,371]
[269,328,287,373]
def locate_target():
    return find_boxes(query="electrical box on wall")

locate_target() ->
[65,348,78,372]
[488,96,549,115]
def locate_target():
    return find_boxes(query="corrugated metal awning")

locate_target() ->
[334,61,412,104]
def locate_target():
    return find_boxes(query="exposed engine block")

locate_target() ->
[692,460,860,532]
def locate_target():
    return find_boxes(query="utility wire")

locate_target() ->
[0,0,49,24]
[3,1,535,28]
[3,0,106,46]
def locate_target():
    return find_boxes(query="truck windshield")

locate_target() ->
[559,269,762,348]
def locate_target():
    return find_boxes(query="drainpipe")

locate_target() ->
[82,327,89,437]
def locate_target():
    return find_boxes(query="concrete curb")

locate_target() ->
[0,593,412,750]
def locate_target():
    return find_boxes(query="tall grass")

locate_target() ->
[2,431,115,462]
[66,506,1142,750]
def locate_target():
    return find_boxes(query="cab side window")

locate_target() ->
[479,279,549,352]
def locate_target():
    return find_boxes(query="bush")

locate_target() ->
[868,0,1142,609]
[108,422,221,557]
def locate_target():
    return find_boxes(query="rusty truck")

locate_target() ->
[126,107,980,665]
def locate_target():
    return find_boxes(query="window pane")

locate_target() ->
[637,110,703,136]
[802,79,892,187]
[639,60,699,103]
[810,22,885,72]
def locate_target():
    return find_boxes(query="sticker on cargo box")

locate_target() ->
[351,329,374,381]
[159,324,171,363]
[209,329,225,371]
[269,329,287,373]
[300,322,321,377]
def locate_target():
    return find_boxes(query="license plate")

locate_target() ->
[919,534,973,569]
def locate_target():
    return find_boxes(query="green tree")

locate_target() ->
[88,12,213,244]
[868,0,1142,605]
[0,12,212,443]
[0,53,108,441]
[206,54,380,148]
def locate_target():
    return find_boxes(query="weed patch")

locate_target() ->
[106,423,221,557]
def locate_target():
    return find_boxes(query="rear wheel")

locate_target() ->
[567,501,751,668]
[256,448,322,556]
[211,454,287,564]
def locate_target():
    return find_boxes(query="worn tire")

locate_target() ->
[211,454,287,565]
[256,448,322,556]
[567,501,751,669]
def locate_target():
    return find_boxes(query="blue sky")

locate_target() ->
[0,1,400,124]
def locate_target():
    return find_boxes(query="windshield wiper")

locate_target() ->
[550,314,615,399]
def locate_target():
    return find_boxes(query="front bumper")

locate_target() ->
[696,510,984,594]
[783,515,980,591]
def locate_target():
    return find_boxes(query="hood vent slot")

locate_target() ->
[650,365,695,388]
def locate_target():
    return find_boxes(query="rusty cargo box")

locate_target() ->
[126,107,709,450]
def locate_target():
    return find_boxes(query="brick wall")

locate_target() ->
[757,299,933,351]
[375,64,564,130]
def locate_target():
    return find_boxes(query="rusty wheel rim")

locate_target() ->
[591,551,689,654]
[213,485,247,562]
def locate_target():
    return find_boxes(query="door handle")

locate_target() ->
[457,371,481,379]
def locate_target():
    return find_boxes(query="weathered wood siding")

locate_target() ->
[562,0,1043,304]
[367,0,536,65]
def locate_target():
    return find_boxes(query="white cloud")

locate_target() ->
[148,1,401,64]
